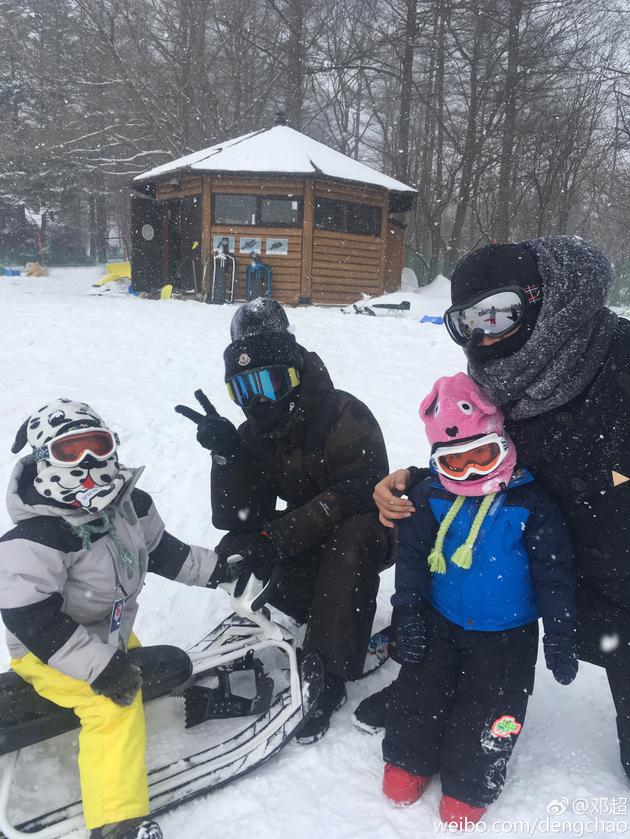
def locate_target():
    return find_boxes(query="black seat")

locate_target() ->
[0,646,192,755]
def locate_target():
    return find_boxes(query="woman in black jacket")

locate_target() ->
[366,236,630,780]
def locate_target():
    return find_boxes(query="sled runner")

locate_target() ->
[350,301,411,317]
[0,578,323,839]
[361,626,391,677]
[209,243,237,305]
[0,574,390,839]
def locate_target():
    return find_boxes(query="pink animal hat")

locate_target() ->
[419,372,517,496]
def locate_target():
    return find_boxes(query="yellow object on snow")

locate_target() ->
[11,634,148,830]
[94,261,132,287]
[160,284,173,300]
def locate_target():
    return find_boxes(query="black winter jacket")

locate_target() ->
[211,351,390,558]
[507,317,630,659]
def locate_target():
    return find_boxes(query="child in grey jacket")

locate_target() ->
[0,398,223,839]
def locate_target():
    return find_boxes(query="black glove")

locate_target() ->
[91,650,143,706]
[231,532,284,611]
[175,389,240,456]
[543,633,578,685]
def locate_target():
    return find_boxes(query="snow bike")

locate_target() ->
[245,255,272,301]
[209,242,237,305]
[0,578,325,839]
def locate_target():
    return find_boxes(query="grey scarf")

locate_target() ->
[466,236,619,420]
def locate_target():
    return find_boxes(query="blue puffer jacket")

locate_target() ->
[393,469,575,662]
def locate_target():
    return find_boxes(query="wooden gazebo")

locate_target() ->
[131,125,417,305]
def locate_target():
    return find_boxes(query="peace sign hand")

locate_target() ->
[175,389,240,455]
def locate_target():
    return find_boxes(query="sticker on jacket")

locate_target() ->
[108,598,125,647]
[491,715,522,738]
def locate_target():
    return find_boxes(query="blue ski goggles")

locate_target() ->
[226,366,300,408]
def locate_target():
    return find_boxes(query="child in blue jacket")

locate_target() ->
[382,372,577,828]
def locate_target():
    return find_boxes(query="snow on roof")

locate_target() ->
[134,126,416,194]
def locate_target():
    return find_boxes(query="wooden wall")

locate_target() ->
[156,175,204,200]
[210,176,304,305]
[384,222,405,294]
[310,181,388,305]
[151,173,407,305]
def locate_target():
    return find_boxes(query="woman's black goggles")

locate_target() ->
[444,287,526,346]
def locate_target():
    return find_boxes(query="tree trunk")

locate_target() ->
[395,0,418,182]
[447,6,485,268]
[285,0,304,129]
[429,0,448,275]
[494,0,522,242]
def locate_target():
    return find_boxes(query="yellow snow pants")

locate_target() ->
[10,634,149,830]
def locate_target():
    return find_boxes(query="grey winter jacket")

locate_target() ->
[0,458,218,684]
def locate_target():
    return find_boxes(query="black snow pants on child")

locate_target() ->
[383,605,538,808]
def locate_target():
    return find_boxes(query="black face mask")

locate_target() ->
[243,392,297,434]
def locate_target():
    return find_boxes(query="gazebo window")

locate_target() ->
[213,194,302,227]
[314,198,381,236]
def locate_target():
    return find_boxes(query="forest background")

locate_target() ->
[2,0,630,300]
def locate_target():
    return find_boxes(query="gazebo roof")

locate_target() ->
[134,125,417,198]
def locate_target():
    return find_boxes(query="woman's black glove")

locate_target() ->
[91,650,143,706]
[543,633,578,685]
[175,389,240,456]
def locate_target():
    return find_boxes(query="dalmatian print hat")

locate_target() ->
[11,398,126,513]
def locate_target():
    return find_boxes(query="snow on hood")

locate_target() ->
[134,126,416,194]
[6,457,144,525]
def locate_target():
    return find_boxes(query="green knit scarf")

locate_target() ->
[70,509,135,580]
[428,492,497,575]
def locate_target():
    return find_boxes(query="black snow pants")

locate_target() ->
[383,605,538,808]
[218,512,391,681]
[575,595,630,783]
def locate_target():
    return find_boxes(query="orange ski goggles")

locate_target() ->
[33,428,119,466]
[433,433,508,481]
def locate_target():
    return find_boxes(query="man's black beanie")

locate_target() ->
[224,299,303,380]
[450,242,540,305]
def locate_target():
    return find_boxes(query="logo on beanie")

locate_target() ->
[238,353,251,367]
[523,284,542,303]
[491,715,522,738]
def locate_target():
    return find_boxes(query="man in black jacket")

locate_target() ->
[176,299,391,743]
[366,236,630,781]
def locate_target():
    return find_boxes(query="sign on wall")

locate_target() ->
[213,235,235,252]
[239,236,262,254]
[266,238,289,255]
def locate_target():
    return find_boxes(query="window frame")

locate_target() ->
[314,197,382,237]
[212,193,303,228]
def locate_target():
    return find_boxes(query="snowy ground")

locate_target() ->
[0,268,627,838]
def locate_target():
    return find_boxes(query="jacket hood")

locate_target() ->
[7,457,143,526]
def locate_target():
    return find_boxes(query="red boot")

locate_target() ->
[439,795,487,828]
[382,763,431,806]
